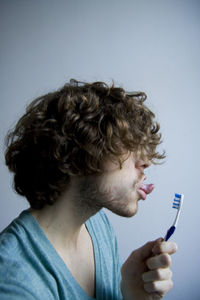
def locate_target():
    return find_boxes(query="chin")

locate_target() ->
[108,203,138,218]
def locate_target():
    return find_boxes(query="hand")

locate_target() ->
[121,238,177,300]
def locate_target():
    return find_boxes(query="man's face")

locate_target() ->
[77,153,154,218]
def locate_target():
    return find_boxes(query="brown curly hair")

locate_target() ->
[5,79,165,209]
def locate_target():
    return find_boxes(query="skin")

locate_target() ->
[75,152,152,218]
[31,153,177,299]
[121,239,177,300]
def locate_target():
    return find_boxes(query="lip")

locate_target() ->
[138,188,147,200]
[137,177,154,200]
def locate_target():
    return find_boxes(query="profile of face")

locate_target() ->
[76,153,154,218]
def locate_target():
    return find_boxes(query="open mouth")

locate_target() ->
[138,181,154,200]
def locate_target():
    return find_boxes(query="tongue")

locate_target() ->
[141,183,154,194]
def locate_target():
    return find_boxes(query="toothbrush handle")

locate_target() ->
[164,225,176,241]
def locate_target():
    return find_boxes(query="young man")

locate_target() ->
[0,80,177,299]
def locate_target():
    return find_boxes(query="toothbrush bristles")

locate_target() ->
[164,193,184,241]
[172,194,181,209]
[172,200,180,209]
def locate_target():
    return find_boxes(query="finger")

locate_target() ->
[144,279,173,294]
[152,241,178,255]
[131,238,163,261]
[142,268,172,283]
[146,253,171,270]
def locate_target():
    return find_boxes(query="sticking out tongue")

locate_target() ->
[140,183,154,194]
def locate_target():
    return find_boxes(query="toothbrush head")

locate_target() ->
[173,193,184,210]
[164,193,184,240]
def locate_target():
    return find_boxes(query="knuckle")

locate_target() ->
[145,241,153,249]
[143,283,150,293]
[161,253,171,266]
[142,272,148,282]
[152,244,161,254]
[141,273,145,281]
[151,281,158,291]
[155,269,162,280]
[146,257,152,269]
[144,281,157,293]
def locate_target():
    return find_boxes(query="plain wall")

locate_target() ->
[0,1,200,299]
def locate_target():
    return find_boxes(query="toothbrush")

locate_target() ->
[164,193,184,241]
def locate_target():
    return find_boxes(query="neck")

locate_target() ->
[30,181,99,250]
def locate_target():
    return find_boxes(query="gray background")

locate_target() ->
[0,0,200,299]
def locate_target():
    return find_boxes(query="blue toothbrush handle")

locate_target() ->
[165,225,176,241]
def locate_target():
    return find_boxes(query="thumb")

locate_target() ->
[133,238,163,261]
[122,238,163,281]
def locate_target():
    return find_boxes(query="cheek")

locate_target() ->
[122,170,138,188]
[98,167,138,197]
[106,180,136,201]
[98,177,122,201]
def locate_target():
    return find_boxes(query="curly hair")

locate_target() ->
[5,79,165,209]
